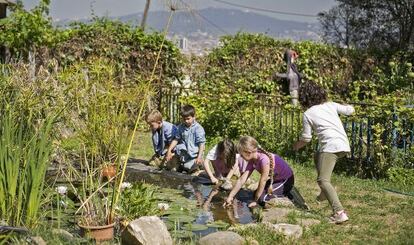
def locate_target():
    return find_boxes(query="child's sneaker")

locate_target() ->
[329,210,349,224]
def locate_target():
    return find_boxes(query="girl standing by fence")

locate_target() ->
[293,80,354,224]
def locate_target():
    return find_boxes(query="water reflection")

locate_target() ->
[126,169,255,227]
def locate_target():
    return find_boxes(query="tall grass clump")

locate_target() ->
[0,93,55,227]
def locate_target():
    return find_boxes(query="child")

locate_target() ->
[275,49,301,106]
[203,139,239,189]
[146,110,177,169]
[293,80,354,224]
[223,136,295,208]
[166,104,206,174]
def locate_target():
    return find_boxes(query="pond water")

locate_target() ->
[126,165,257,237]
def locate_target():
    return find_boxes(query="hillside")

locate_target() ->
[119,7,320,41]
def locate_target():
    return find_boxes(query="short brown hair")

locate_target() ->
[180,104,195,117]
[299,80,328,109]
[146,110,163,123]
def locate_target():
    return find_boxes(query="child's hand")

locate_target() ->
[211,177,219,185]
[196,157,203,165]
[223,197,233,208]
[248,201,258,208]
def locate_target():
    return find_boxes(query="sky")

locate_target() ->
[20,0,337,23]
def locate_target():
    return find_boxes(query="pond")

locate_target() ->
[126,162,257,238]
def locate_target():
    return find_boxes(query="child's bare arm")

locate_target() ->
[203,158,218,184]
[196,143,205,165]
[225,162,239,180]
[293,140,308,151]
[166,140,178,161]
[224,171,250,207]
[254,163,270,202]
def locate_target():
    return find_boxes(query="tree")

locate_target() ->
[319,0,414,51]
[141,0,151,31]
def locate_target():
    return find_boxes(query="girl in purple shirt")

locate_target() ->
[224,136,294,208]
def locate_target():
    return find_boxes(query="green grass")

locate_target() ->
[129,130,156,160]
[289,160,414,244]
[129,134,414,244]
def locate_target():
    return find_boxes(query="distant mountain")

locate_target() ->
[57,7,320,41]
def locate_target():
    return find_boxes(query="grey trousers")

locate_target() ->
[315,152,346,213]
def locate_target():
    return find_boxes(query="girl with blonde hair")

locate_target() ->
[224,136,295,208]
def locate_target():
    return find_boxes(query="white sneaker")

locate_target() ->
[329,210,349,224]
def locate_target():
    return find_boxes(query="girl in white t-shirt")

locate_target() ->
[203,139,239,188]
[293,80,354,224]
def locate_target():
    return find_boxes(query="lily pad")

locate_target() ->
[183,223,209,231]
[167,214,195,223]
[171,230,193,239]
[206,220,230,229]
[162,209,187,216]
[164,221,180,230]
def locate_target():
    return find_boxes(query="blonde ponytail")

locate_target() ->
[258,148,274,195]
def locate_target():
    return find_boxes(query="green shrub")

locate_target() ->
[118,182,160,221]
[387,167,414,187]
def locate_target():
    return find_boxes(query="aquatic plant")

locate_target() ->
[0,99,55,227]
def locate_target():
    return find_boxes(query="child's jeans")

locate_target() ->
[259,176,294,204]
[175,144,198,173]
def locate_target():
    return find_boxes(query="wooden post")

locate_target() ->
[0,3,6,63]
[141,0,151,31]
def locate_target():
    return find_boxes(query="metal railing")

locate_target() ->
[158,86,414,171]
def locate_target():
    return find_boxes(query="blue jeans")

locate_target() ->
[175,144,197,172]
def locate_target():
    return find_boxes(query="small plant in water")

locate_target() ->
[118,182,160,224]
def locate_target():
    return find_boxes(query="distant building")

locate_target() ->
[179,37,188,51]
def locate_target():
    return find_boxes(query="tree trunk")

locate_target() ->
[141,0,151,31]
[0,4,6,63]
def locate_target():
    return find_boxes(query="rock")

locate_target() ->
[122,216,172,245]
[245,237,259,245]
[261,208,291,223]
[31,236,47,245]
[265,223,303,239]
[265,197,295,208]
[52,229,74,241]
[298,218,321,230]
[198,231,244,245]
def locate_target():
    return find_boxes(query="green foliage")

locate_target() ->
[0,0,62,59]
[0,94,55,227]
[387,167,414,187]
[53,17,184,84]
[118,182,160,221]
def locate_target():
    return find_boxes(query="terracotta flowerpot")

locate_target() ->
[78,222,115,241]
[101,164,116,180]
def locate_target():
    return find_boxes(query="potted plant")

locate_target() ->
[70,153,118,242]
[101,162,117,181]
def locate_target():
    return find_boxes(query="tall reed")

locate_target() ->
[0,99,55,227]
